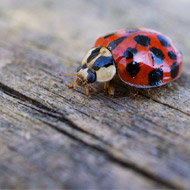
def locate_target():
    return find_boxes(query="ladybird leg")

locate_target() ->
[128,86,139,97]
[69,81,77,89]
[104,82,109,93]
[108,79,115,96]
[89,85,97,92]
[84,86,89,96]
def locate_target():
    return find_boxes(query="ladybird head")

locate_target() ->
[62,47,116,95]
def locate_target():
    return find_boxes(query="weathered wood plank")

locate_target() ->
[0,0,190,189]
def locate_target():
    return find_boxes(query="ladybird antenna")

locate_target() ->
[59,73,77,77]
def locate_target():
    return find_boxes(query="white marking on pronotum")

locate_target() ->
[96,65,116,82]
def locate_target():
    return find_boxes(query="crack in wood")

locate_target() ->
[114,82,190,119]
[34,83,183,142]
[0,82,109,145]
[110,98,189,139]
[37,121,180,190]
[139,92,190,118]
[40,81,189,142]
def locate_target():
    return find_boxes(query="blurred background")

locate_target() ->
[0,0,189,65]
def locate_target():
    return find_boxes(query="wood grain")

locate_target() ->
[0,0,190,189]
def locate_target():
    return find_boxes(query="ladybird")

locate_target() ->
[66,27,182,96]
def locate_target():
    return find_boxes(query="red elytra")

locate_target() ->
[94,27,182,88]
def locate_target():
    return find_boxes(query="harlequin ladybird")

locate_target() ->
[66,27,182,96]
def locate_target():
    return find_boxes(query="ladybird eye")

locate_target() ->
[87,70,96,83]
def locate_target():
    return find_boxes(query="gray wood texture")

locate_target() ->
[0,0,190,189]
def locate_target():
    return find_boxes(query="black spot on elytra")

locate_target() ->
[87,69,96,83]
[157,35,171,47]
[168,51,177,60]
[92,56,114,71]
[123,47,138,59]
[87,47,101,63]
[149,68,163,86]
[126,61,140,77]
[134,35,150,47]
[77,64,87,72]
[170,62,179,79]
[104,32,116,39]
[150,47,165,65]
[108,36,127,50]
[125,28,140,33]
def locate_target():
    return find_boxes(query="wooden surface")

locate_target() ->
[0,0,190,189]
